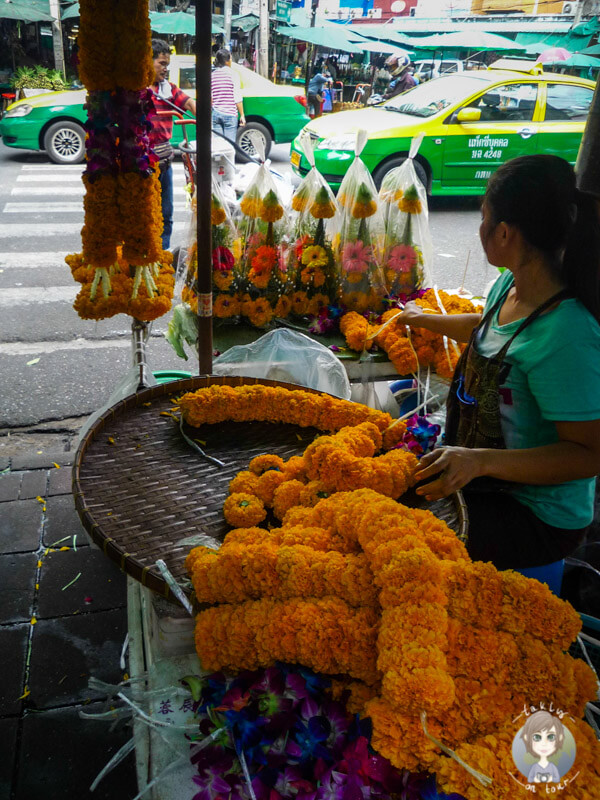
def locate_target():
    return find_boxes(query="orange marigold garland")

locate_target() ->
[68,0,174,322]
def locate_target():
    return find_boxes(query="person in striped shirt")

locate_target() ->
[211,49,245,144]
[149,39,196,250]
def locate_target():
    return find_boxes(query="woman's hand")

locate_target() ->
[239,116,246,127]
[393,300,424,326]
[414,446,486,501]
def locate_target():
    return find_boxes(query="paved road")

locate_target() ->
[0,139,495,429]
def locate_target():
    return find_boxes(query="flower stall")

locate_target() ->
[69,3,600,800]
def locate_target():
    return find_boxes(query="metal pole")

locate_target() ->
[224,0,233,47]
[258,0,269,77]
[48,0,66,78]
[195,0,213,375]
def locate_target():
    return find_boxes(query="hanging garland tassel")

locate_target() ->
[67,0,174,322]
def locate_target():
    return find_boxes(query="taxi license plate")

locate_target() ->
[290,150,301,168]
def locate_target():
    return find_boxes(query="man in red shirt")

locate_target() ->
[149,39,196,250]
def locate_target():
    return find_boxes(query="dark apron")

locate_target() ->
[445,286,569,455]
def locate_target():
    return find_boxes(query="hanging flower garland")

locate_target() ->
[67,0,174,322]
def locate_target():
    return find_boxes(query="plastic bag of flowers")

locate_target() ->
[166,179,243,359]
[287,132,340,319]
[235,140,292,328]
[332,130,387,314]
[379,134,433,297]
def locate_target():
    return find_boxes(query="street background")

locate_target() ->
[0,137,493,456]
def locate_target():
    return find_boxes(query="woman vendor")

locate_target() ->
[396,155,600,569]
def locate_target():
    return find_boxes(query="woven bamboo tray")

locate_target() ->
[73,376,468,604]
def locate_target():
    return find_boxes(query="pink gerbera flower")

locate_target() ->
[341,240,373,273]
[387,244,417,273]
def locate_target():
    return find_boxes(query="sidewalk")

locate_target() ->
[0,450,137,800]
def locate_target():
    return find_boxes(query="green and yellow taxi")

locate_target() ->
[290,61,595,195]
[0,56,309,164]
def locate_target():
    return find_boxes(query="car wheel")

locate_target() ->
[236,121,272,162]
[43,121,85,164]
[373,157,428,193]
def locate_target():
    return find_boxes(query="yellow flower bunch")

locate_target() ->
[260,189,284,223]
[291,181,311,213]
[193,596,380,683]
[240,186,262,218]
[399,184,422,215]
[351,182,377,219]
[178,385,394,433]
[211,195,227,226]
[310,186,336,219]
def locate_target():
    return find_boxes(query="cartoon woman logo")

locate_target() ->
[511,710,577,786]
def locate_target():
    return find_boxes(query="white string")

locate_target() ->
[89,738,136,792]
[420,711,493,788]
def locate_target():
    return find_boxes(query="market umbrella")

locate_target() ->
[578,43,600,56]
[409,30,526,52]
[0,1,54,22]
[149,11,196,36]
[62,2,80,20]
[345,31,411,56]
[277,25,364,55]
[524,41,555,56]
[546,53,600,69]
[538,47,571,64]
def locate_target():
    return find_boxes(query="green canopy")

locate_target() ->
[547,53,600,69]
[579,43,600,56]
[62,2,80,20]
[212,13,259,32]
[149,11,196,36]
[277,25,364,55]
[350,24,417,49]
[0,1,54,22]
[345,31,408,56]
[515,30,593,53]
[410,31,526,52]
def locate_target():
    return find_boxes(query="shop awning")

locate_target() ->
[0,1,54,22]
[409,30,526,52]
[345,30,411,56]
[277,25,364,55]
[515,29,594,53]
[212,13,260,33]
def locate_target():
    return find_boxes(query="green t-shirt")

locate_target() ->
[475,270,600,529]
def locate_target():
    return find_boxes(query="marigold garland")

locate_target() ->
[223,493,266,528]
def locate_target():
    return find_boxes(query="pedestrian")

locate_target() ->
[382,52,416,100]
[211,48,246,144]
[148,38,196,251]
[396,155,600,570]
[307,67,331,118]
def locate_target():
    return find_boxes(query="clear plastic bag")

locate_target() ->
[235,145,292,327]
[287,132,340,318]
[379,134,433,295]
[331,130,387,313]
[212,328,351,399]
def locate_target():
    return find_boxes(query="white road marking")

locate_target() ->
[0,338,131,355]
[0,286,78,305]
[0,221,185,238]
[21,165,84,171]
[0,252,69,268]
[16,173,187,183]
[3,202,188,213]
[11,186,86,196]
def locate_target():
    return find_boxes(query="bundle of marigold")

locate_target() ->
[235,166,291,326]
[68,0,174,322]
[332,134,387,313]
[340,288,479,379]
[289,161,339,318]
[379,159,432,296]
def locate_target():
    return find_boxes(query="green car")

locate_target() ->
[290,61,595,195]
[0,55,309,164]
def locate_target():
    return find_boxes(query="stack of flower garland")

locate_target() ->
[186,486,600,799]
[340,289,478,379]
[288,173,339,320]
[379,163,432,296]
[66,0,174,321]
[222,421,417,528]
